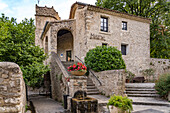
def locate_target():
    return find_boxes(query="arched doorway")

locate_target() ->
[57,29,73,61]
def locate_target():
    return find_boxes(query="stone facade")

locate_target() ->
[35,2,151,76]
[90,70,126,96]
[0,62,26,113]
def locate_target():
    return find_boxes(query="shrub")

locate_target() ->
[155,73,170,99]
[107,95,133,113]
[85,46,126,72]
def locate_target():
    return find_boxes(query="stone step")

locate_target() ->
[126,91,157,94]
[126,88,156,91]
[87,91,100,95]
[129,97,170,107]
[87,84,95,86]
[127,94,160,97]
[87,89,99,92]
[87,86,97,89]
[126,86,155,89]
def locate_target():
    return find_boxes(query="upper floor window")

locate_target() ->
[122,21,127,30]
[101,17,108,32]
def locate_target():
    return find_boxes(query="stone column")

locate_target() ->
[69,76,87,97]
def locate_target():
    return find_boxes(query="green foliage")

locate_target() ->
[0,14,49,88]
[155,73,170,99]
[96,0,170,59]
[85,46,126,72]
[107,95,133,113]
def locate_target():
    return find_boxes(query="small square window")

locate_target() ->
[121,44,127,55]
[101,17,108,32]
[102,43,108,47]
[122,21,127,30]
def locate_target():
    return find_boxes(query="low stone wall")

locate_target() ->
[150,58,170,79]
[90,70,126,96]
[0,62,26,113]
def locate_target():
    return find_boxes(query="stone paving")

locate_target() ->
[88,95,170,113]
[29,96,65,113]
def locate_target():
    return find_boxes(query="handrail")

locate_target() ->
[75,56,102,86]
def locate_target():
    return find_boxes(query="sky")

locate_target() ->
[0,0,96,22]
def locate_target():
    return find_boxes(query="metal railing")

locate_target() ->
[75,56,102,86]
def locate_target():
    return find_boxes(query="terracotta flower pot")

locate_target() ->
[109,106,127,113]
[70,70,87,76]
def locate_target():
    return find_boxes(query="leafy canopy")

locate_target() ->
[96,0,170,59]
[85,46,126,72]
[0,14,49,88]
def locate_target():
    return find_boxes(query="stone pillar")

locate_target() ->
[69,76,87,97]
[0,62,26,113]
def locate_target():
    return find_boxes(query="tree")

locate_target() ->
[96,0,170,59]
[0,14,49,88]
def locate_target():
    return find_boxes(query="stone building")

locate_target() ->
[35,2,170,99]
[35,2,151,74]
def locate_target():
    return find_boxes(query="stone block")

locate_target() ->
[1,74,8,79]
[0,78,3,84]
[0,97,4,107]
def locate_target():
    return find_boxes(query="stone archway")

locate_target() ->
[57,29,73,61]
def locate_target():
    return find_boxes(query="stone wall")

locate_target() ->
[0,62,26,113]
[50,53,66,101]
[90,70,126,96]
[150,58,170,79]
[69,76,87,97]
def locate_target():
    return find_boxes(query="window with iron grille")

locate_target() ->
[121,44,127,55]
[101,17,108,32]
[122,21,127,30]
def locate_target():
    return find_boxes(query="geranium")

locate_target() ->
[68,62,87,72]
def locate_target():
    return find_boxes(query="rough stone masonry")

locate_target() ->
[0,62,26,113]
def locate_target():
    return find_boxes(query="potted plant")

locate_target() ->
[125,71,135,83]
[68,62,87,76]
[107,95,133,113]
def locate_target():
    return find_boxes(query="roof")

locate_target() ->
[69,2,151,23]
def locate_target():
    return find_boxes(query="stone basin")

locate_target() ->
[71,97,98,113]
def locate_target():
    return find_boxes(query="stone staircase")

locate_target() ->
[125,83,170,107]
[87,77,100,95]
[61,61,100,95]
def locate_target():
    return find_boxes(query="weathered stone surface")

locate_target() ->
[0,62,26,113]
[90,70,126,96]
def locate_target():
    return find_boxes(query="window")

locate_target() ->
[45,36,48,54]
[121,44,127,55]
[122,21,127,30]
[101,17,108,32]
[102,43,108,47]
